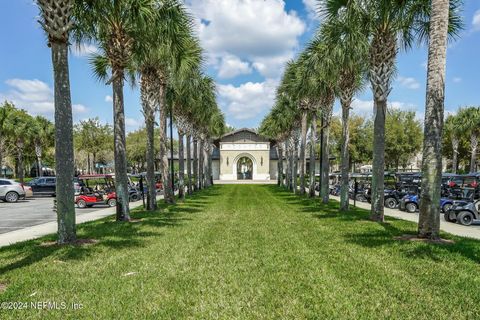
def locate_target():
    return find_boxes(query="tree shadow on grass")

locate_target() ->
[266,185,480,264]
[343,220,480,264]
[0,186,220,277]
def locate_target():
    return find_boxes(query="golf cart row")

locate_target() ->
[328,172,480,226]
[75,174,143,208]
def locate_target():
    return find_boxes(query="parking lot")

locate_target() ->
[0,197,104,234]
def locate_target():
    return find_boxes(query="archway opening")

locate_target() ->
[236,156,253,180]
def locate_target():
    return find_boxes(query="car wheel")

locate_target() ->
[77,199,87,208]
[107,199,117,207]
[457,211,474,226]
[442,203,453,213]
[5,191,19,203]
[129,194,139,202]
[405,202,418,213]
[385,197,398,209]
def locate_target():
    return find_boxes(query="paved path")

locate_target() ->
[0,196,160,248]
[329,194,480,240]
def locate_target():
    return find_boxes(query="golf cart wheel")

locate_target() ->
[405,203,418,213]
[77,199,87,208]
[385,198,398,209]
[442,203,453,213]
[444,211,456,223]
[355,194,367,202]
[5,191,19,203]
[107,199,117,207]
[457,211,474,226]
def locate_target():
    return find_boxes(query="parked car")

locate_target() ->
[445,200,480,226]
[0,179,26,203]
[399,194,454,213]
[27,176,81,196]
[27,176,56,196]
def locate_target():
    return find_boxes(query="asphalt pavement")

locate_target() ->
[0,197,104,234]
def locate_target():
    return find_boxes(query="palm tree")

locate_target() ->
[323,0,462,221]
[37,0,76,243]
[456,107,480,173]
[320,17,367,211]
[444,114,462,173]
[302,38,337,204]
[418,0,456,240]
[74,0,156,221]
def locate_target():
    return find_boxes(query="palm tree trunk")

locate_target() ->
[470,134,478,173]
[288,138,295,191]
[158,83,173,204]
[207,141,213,186]
[277,143,284,187]
[51,40,76,242]
[285,142,291,189]
[309,113,317,197]
[452,137,459,174]
[178,129,185,200]
[340,103,351,211]
[418,0,449,240]
[320,106,333,204]
[186,134,192,195]
[112,70,130,220]
[299,110,308,195]
[193,138,198,191]
[370,99,386,221]
[141,76,156,210]
[198,138,204,189]
[293,136,299,194]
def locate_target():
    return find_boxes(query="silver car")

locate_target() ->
[0,179,26,203]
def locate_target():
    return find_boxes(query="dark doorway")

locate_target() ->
[237,157,253,180]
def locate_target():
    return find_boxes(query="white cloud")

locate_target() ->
[187,0,306,79]
[73,104,88,113]
[72,43,99,57]
[472,10,480,31]
[105,95,113,102]
[397,76,420,90]
[217,55,252,79]
[453,77,462,83]
[303,0,320,20]
[0,78,88,117]
[125,117,143,131]
[218,79,277,120]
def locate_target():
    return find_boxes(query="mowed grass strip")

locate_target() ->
[0,185,479,319]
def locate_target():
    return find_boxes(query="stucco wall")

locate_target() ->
[219,149,270,180]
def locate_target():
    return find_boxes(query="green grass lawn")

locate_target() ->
[1,185,480,319]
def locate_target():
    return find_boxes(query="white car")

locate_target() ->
[0,179,26,203]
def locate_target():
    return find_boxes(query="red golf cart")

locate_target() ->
[75,174,117,208]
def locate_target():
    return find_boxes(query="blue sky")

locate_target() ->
[1,0,480,132]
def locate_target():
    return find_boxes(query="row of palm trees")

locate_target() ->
[37,0,224,244]
[260,0,461,240]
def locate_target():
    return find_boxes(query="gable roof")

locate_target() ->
[220,127,258,139]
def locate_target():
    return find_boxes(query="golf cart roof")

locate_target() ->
[78,174,114,180]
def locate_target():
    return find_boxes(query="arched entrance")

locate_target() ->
[232,153,257,180]
[236,157,253,180]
